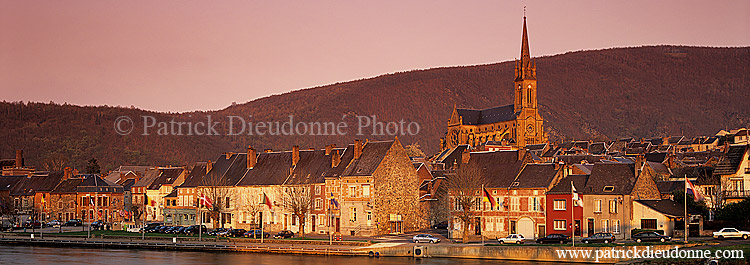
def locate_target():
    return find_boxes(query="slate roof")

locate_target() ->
[236,151,290,186]
[548,174,590,194]
[589,142,608,155]
[324,146,354,178]
[456,104,516,125]
[51,177,85,193]
[147,168,185,190]
[582,162,637,195]
[647,161,671,176]
[164,189,178,198]
[645,153,668,163]
[636,200,698,217]
[463,150,526,188]
[713,144,748,176]
[671,166,717,185]
[10,171,64,196]
[341,141,394,176]
[556,155,606,165]
[179,163,208,188]
[0,176,23,191]
[132,168,161,188]
[656,180,683,195]
[0,159,15,168]
[284,149,337,184]
[668,136,684,145]
[513,163,561,189]
[433,145,469,166]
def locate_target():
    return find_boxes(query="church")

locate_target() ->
[441,16,546,151]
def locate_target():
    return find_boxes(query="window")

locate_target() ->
[603,186,615,192]
[511,197,519,211]
[554,199,567,211]
[225,197,230,208]
[641,219,657,230]
[315,199,321,210]
[594,199,602,213]
[554,220,567,230]
[613,220,621,234]
[349,186,356,197]
[362,184,370,197]
[315,185,321,195]
[319,214,325,226]
[602,220,610,232]
[495,197,503,211]
[349,207,357,222]
[366,211,372,221]
[609,200,618,214]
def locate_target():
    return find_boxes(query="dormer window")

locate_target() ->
[603,186,615,192]
[511,182,520,187]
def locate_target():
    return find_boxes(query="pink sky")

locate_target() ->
[2,0,748,112]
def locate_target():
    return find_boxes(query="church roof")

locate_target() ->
[456,104,516,125]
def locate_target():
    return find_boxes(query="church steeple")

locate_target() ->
[515,16,536,82]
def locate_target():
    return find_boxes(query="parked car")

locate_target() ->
[165,226,182,234]
[498,234,525,244]
[207,228,227,236]
[536,234,571,244]
[432,221,448,230]
[184,225,208,235]
[582,232,615,244]
[713,228,750,240]
[244,229,270,238]
[225,229,246,237]
[90,220,105,230]
[64,219,82,227]
[46,220,63,228]
[23,220,42,228]
[141,222,163,232]
[156,226,171,233]
[273,230,295,239]
[412,234,441,244]
[632,231,671,243]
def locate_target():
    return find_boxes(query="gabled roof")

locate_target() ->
[178,163,208,188]
[636,200,698,217]
[341,141,394,176]
[656,180,683,195]
[434,145,469,166]
[284,149,337,185]
[147,168,184,190]
[583,162,636,195]
[456,104,516,125]
[132,168,161,188]
[0,176,23,191]
[513,163,561,189]
[51,177,85,193]
[646,161,671,176]
[237,151,291,186]
[464,150,526,188]
[10,171,64,196]
[589,142,608,155]
[645,152,667,163]
[713,144,748,176]
[548,174,589,194]
[76,174,124,193]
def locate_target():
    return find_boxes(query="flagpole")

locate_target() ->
[481,184,484,245]
[684,175,688,243]
[571,181,575,247]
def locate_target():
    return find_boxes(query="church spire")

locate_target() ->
[515,14,535,82]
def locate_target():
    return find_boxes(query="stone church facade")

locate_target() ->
[441,17,546,150]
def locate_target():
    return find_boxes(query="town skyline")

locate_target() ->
[3,0,749,112]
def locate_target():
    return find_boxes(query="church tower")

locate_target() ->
[514,16,537,113]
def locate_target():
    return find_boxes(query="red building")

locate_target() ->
[545,175,588,237]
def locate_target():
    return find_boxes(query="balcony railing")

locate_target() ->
[723,190,750,198]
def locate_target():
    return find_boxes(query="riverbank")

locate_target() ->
[0,233,706,263]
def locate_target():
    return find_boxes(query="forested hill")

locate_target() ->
[2,46,748,171]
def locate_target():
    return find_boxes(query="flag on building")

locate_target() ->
[685,178,704,202]
[262,193,272,209]
[90,196,95,206]
[330,197,340,209]
[200,193,213,208]
[483,187,496,209]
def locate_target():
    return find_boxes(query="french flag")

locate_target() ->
[685,178,704,202]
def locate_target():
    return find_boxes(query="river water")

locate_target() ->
[0,245,562,265]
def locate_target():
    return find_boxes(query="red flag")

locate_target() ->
[200,193,213,208]
[483,187,496,209]
[686,178,704,202]
[262,193,272,209]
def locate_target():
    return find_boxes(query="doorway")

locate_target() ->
[587,218,594,236]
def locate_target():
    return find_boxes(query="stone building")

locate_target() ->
[441,16,546,151]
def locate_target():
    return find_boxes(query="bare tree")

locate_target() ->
[42,153,68,171]
[446,164,485,243]
[198,173,236,228]
[239,192,263,231]
[279,184,313,238]
[130,204,143,223]
[0,195,15,228]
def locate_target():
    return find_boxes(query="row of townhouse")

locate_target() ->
[444,146,702,241]
[143,138,427,236]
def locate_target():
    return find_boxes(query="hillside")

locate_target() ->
[1,46,748,171]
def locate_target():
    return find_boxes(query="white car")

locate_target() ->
[713,228,750,240]
[498,234,525,244]
[46,220,62,227]
[412,234,440,243]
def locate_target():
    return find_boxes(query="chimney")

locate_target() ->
[518,148,527,161]
[72,169,79,176]
[354,140,363,160]
[292,145,300,166]
[264,149,273,153]
[332,150,341,168]
[15,149,22,168]
[247,145,257,169]
[63,167,73,180]
[225,152,233,159]
[325,145,333,155]
[206,160,212,174]
[461,149,471,164]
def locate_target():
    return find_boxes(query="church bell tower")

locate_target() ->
[514,16,537,113]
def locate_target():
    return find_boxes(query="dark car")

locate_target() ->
[245,229,270,238]
[167,226,184,234]
[432,221,448,230]
[274,230,294,239]
[184,225,208,235]
[141,222,163,232]
[156,226,171,233]
[64,219,82,227]
[226,229,247,237]
[90,220,105,230]
[582,232,616,244]
[207,228,227,236]
[536,234,572,244]
[23,220,42,228]
[632,232,671,243]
